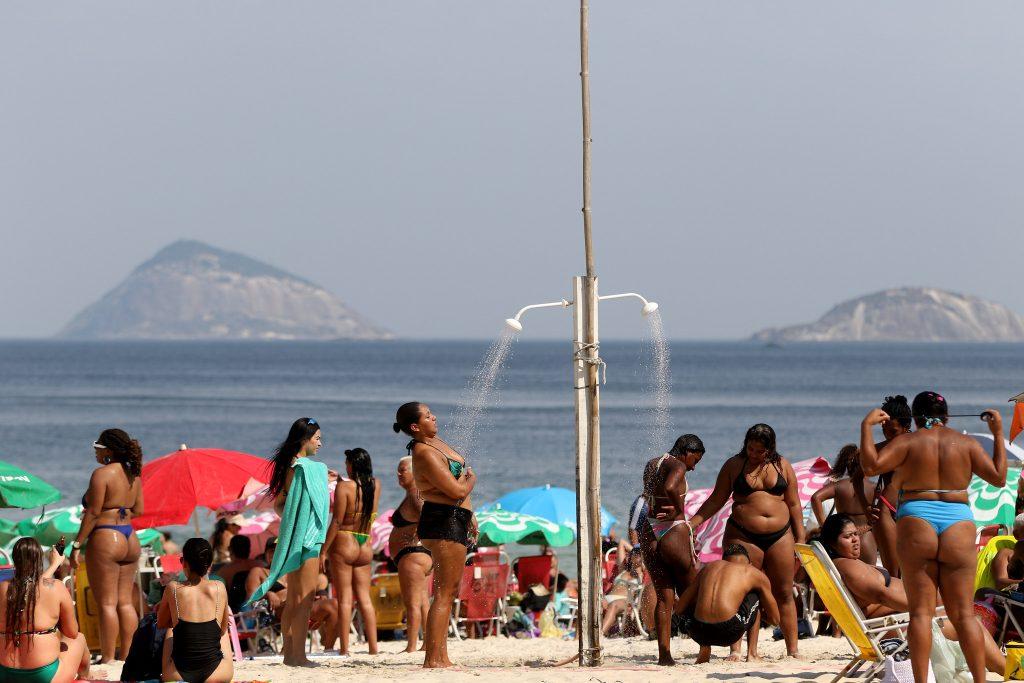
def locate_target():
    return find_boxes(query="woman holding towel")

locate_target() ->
[246,417,330,668]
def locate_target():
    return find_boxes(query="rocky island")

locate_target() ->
[751,287,1024,342]
[58,240,392,340]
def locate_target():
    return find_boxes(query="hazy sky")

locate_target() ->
[3,2,1024,340]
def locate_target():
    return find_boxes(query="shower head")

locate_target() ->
[505,318,524,333]
[642,301,659,316]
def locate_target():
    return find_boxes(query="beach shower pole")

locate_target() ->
[575,0,603,666]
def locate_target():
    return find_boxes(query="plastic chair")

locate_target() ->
[467,550,510,567]
[795,542,946,682]
[451,563,511,639]
[370,572,406,631]
[513,554,552,592]
[975,534,1016,592]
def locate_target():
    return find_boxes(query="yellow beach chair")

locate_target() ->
[975,534,1016,593]
[796,542,943,682]
[370,572,406,631]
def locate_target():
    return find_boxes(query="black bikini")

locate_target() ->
[727,459,792,552]
[408,440,472,546]
[392,499,433,562]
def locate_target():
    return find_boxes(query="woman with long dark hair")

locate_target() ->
[688,424,806,659]
[0,538,90,682]
[810,444,878,564]
[323,447,382,656]
[245,417,330,668]
[69,428,144,663]
[388,455,432,653]
[157,538,232,683]
[394,402,477,668]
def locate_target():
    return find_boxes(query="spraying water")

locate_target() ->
[447,329,517,458]
[645,310,672,456]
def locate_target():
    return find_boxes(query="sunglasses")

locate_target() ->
[92,442,108,449]
[307,418,318,427]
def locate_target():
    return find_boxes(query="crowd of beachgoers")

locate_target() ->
[0,393,1016,682]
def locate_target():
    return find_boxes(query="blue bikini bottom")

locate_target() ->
[896,500,974,535]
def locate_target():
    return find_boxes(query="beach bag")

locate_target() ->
[538,606,561,638]
[880,638,935,683]
[929,621,970,683]
[1006,641,1024,680]
[120,613,166,682]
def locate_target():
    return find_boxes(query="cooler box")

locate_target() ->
[370,573,405,631]
[74,562,119,652]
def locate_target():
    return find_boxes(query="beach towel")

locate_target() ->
[244,458,329,607]
[974,534,1016,592]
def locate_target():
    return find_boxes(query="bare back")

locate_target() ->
[691,560,768,622]
[87,463,142,525]
[0,579,74,669]
[889,427,980,501]
[642,454,688,521]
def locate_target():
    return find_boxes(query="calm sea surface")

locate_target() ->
[1,340,1021,529]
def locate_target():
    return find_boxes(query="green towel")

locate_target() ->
[244,457,329,607]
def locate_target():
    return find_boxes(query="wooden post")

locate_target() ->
[576,0,602,667]
[573,276,603,666]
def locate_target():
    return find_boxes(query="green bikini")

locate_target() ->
[0,659,60,683]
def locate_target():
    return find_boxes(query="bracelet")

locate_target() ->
[71,541,82,550]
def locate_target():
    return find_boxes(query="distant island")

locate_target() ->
[58,240,393,341]
[751,287,1024,342]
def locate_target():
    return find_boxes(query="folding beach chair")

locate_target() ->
[513,554,552,592]
[976,524,1009,551]
[975,534,1016,592]
[795,542,944,682]
[450,562,511,639]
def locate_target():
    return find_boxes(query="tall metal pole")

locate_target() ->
[575,0,603,667]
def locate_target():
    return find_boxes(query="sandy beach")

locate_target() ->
[88,633,1006,682]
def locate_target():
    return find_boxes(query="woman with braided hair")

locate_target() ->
[810,444,879,564]
[688,424,806,659]
[69,428,144,663]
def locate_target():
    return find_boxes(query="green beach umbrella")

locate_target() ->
[475,509,575,547]
[969,465,1022,529]
[0,461,61,509]
[0,519,18,547]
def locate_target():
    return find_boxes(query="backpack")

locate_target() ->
[120,612,166,682]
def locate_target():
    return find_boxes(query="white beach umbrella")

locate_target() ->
[965,433,1024,462]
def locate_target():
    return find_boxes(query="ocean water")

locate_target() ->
[1,339,1021,530]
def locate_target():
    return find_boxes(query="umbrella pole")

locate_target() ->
[193,510,201,538]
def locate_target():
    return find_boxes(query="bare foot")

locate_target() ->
[746,653,762,662]
[695,654,710,664]
[724,653,742,662]
[657,656,676,666]
[423,659,451,668]
[787,651,807,661]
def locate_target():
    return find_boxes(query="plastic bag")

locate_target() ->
[929,621,970,683]
[538,606,561,638]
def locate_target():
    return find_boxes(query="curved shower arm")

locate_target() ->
[598,292,651,306]
[511,299,573,322]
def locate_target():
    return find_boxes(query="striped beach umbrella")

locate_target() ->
[475,508,575,547]
[371,509,394,556]
[969,466,1022,530]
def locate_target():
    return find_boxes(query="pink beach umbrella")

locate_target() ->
[237,511,280,557]
[684,456,831,562]
[371,509,395,557]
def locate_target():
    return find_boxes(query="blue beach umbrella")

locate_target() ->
[483,484,617,536]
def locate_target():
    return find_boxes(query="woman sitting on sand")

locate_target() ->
[246,417,330,668]
[688,424,806,659]
[69,428,144,663]
[323,447,381,656]
[811,444,879,564]
[819,513,1005,676]
[388,455,433,653]
[860,393,1007,683]
[157,538,232,683]
[394,402,477,669]
[0,538,90,683]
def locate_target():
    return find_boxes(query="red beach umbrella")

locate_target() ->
[131,448,271,529]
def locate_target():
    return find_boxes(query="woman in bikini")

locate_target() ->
[0,538,90,683]
[323,447,381,656]
[811,444,879,564]
[865,395,913,576]
[156,538,233,683]
[388,455,433,653]
[819,513,1006,676]
[69,428,144,663]
[689,423,805,659]
[860,392,1007,683]
[394,402,477,669]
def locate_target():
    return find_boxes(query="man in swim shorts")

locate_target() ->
[674,544,780,663]
[638,434,704,665]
